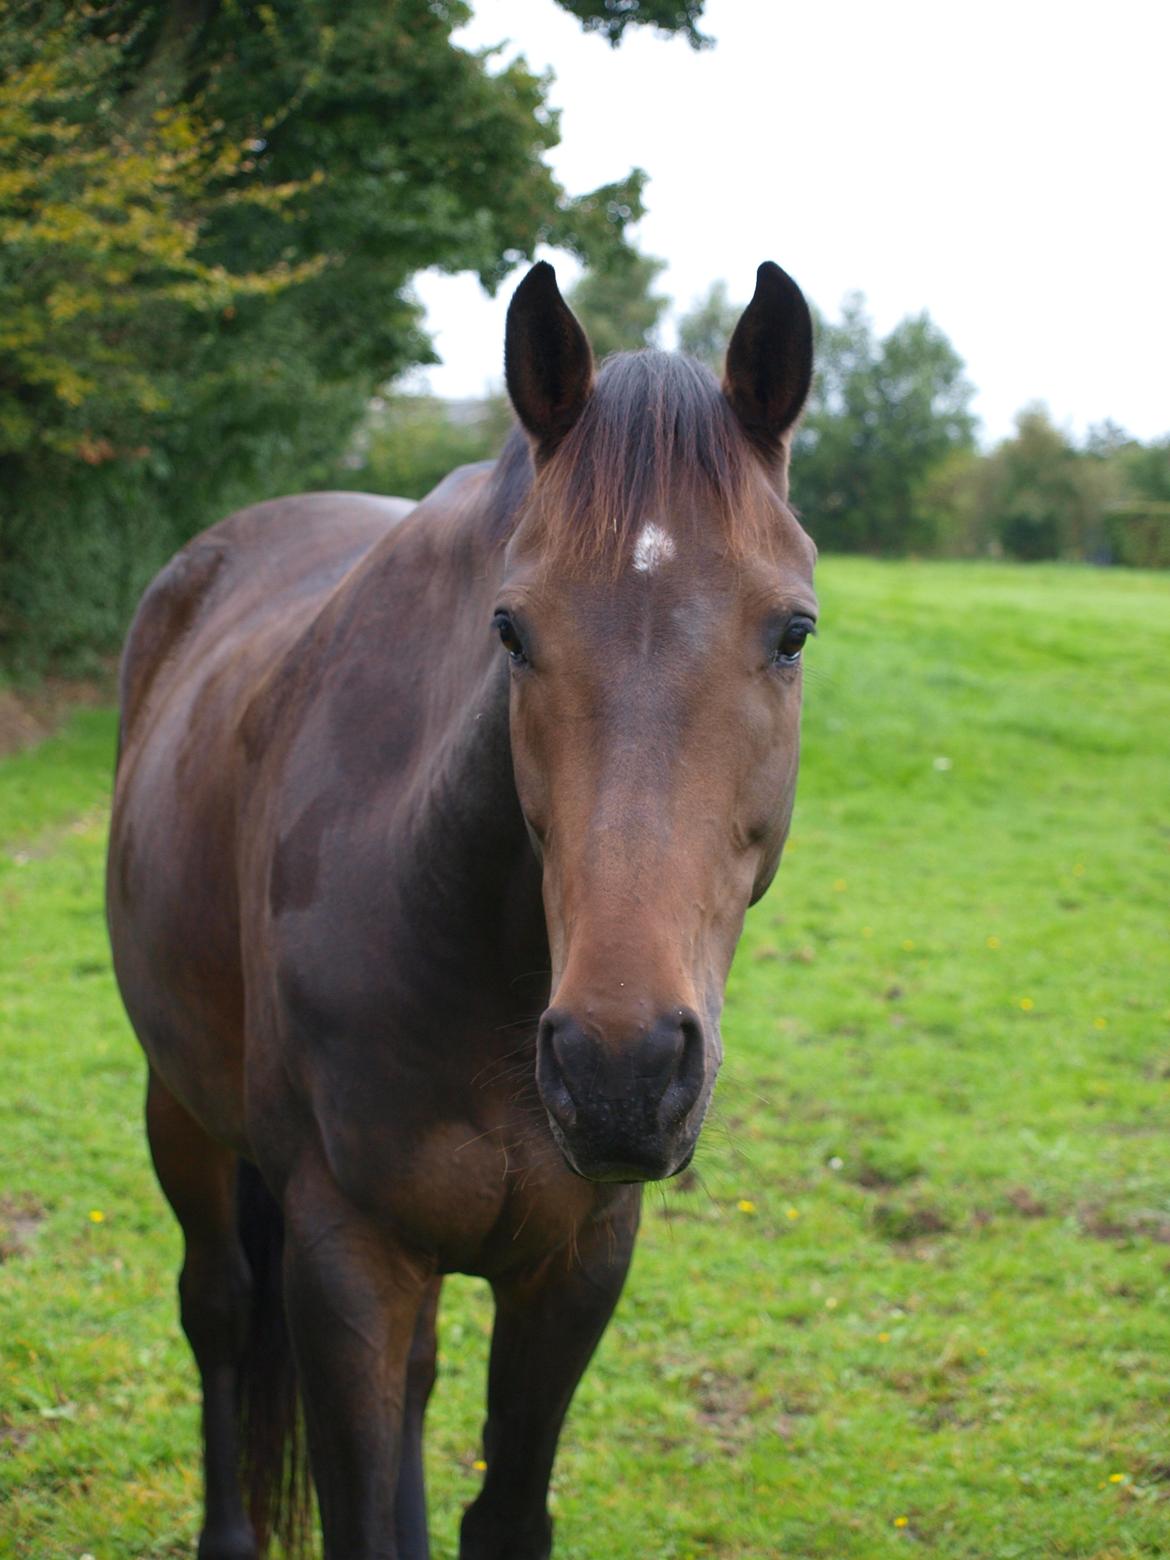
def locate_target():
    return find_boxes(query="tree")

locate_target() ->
[676,280,741,374]
[1119,435,1170,506]
[791,295,976,554]
[976,407,1104,561]
[0,0,706,668]
[567,249,669,359]
[340,392,514,502]
[1103,434,1170,568]
[555,0,712,47]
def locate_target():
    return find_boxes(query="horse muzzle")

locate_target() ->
[535,1005,714,1182]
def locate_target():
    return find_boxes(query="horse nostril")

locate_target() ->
[536,1010,579,1129]
[678,1009,704,1077]
[639,1012,688,1084]
[546,1012,591,1080]
[659,1007,706,1126]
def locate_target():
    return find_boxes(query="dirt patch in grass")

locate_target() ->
[845,1142,924,1190]
[872,1199,952,1243]
[1078,1206,1170,1245]
[0,1192,48,1262]
[1005,1186,1049,1217]
[1135,1459,1170,1488]
[692,1369,759,1448]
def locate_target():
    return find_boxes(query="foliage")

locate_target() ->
[0,0,697,671]
[972,406,1105,560]
[792,295,977,554]
[676,279,741,374]
[929,412,1170,565]
[914,446,986,557]
[553,0,712,48]
[4,560,1170,1555]
[1120,434,1170,506]
[1104,437,1170,567]
[568,248,669,360]
[1104,499,1170,569]
[0,13,322,462]
[337,393,514,503]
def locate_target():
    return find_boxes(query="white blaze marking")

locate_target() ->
[631,523,676,574]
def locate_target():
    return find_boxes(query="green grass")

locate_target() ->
[2,558,1169,1558]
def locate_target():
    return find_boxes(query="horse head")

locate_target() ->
[497,260,816,1182]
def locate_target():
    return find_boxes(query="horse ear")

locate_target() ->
[505,262,594,463]
[723,262,814,461]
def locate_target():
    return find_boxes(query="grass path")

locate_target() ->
[2,560,1169,1557]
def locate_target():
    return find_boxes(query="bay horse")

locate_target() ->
[106,259,816,1559]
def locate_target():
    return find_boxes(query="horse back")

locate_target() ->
[109,491,413,1146]
[117,492,414,758]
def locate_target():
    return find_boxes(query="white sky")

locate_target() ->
[412,0,1169,447]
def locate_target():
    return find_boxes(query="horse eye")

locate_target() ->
[493,611,527,665]
[773,616,815,666]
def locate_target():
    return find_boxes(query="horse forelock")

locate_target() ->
[511,351,786,578]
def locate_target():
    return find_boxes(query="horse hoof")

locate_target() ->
[460,1505,553,1560]
[197,1525,256,1560]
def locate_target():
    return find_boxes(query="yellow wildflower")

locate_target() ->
[737,1199,757,1214]
[88,1210,105,1223]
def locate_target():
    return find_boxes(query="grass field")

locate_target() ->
[2,557,1169,1559]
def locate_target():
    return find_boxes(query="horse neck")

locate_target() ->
[341,461,548,1015]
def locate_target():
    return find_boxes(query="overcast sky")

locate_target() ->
[412,0,1168,446]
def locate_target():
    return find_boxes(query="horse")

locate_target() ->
[106,258,816,1559]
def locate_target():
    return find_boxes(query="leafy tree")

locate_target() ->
[0,0,704,668]
[1083,420,1133,459]
[791,295,977,554]
[1104,434,1170,567]
[567,248,669,359]
[676,280,741,374]
[1119,435,1170,506]
[916,447,988,558]
[338,393,513,502]
[974,407,1105,561]
[555,0,711,47]
[926,415,1170,565]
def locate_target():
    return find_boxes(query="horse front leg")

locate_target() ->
[460,1191,641,1560]
[395,1275,442,1559]
[145,1071,256,1560]
[282,1163,436,1560]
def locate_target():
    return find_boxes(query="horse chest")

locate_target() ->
[315,1105,617,1279]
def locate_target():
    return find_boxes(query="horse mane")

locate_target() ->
[505,350,780,578]
[482,422,536,539]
